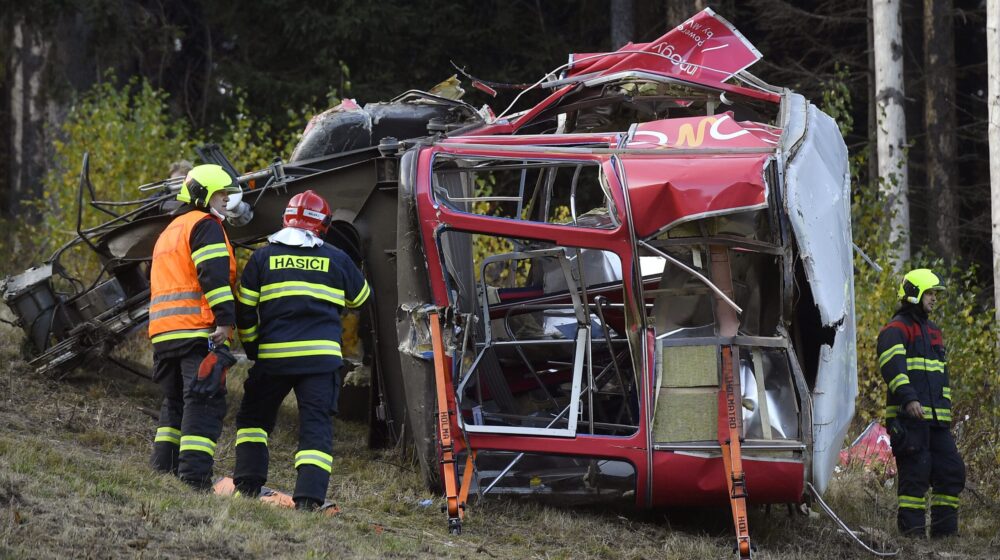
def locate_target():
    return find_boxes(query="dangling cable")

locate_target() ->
[805,482,899,557]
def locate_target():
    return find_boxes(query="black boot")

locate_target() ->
[181,476,214,492]
[234,483,261,499]
[930,506,959,538]
[150,442,179,475]
[294,497,322,511]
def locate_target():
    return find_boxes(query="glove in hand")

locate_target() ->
[191,344,237,398]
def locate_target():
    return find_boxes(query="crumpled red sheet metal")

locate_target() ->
[566,8,761,83]
[609,152,770,238]
[838,421,896,475]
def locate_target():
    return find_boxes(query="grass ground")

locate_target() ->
[1,313,997,559]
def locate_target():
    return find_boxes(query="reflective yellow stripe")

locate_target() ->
[931,494,960,508]
[294,449,333,472]
[259,281,345,305]
[884,405,950,421]
[235,428,268,446]
[205,286,234,306]
[346,281,371,308]
[898,495,926,509]
[192,243,230,266]
[154,426,181,445]
[888,373,910,393]
[906,357,945,373]
[942,386,952,400]
[179,435,217,457]
[149,306,202,321]
[238,285,260,306]
[238,324,259,342]
[257,340,341,359]
[879,344,906,368]
[151,328,213,344]
[150,291,201,306]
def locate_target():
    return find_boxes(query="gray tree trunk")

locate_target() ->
[611,0,635,49]
[987,0,1000,332]
[6,18,52,217]
[924,0,959,259]
[873,0,911,269]
[868,0,879,200]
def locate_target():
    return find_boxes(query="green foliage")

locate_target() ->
[853,257,1000,490]
[3,76,313,281]
[823,68,1000,493]
[470,177,531,286]
[820,64,854,138]
[25,77,195,277]
[468,175,575,287]
[936,269,1000,480]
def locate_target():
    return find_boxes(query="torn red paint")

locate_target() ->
[567,8,761,83]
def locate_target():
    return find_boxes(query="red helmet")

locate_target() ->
[283,190,332,235]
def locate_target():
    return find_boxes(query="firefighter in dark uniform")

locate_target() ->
[233,190,371,510]
[878,268,965,537]
[149,164,239,489]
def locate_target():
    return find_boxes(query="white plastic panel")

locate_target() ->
[780,94,857,494]
[810,317,857,493]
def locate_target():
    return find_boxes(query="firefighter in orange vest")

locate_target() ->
[148,164,239,489]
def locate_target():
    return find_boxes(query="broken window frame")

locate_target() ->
[430,153,621,230]
[636,208,810,451]
[435,228,640,439]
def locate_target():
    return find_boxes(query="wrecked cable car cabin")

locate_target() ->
[2,10,855,555]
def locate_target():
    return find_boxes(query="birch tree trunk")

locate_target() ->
[873,0,910,269]
[924,0,959,259]
[987,0,1000,331]
[6,18,52,217]
[610,0,635,50]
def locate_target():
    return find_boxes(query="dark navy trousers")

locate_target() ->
[891,417,965,537]
[233,368,340,502]
[150,346,227,488]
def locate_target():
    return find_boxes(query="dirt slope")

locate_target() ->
[0,319,995,559]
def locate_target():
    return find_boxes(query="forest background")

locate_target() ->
[0,0,997,499]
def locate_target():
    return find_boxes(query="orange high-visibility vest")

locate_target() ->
[148,211,236,343]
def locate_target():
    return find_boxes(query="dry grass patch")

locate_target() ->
[0,308,997,558]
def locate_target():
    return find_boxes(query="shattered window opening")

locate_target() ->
[519,78,780,136]
[432,155,619,229]
[439,231,638,438]
[642,210,781,336]
[643,212,802,445]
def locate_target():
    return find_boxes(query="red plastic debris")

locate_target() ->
[838,421,896,475]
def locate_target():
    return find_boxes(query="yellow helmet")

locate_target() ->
[898,268,945,304]
[177,164,238,207]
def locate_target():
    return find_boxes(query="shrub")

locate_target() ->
[2,76,313,283]
[824,68,1000,497]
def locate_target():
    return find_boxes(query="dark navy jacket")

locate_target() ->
[237,240,370,375]
[877,305,952,426]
